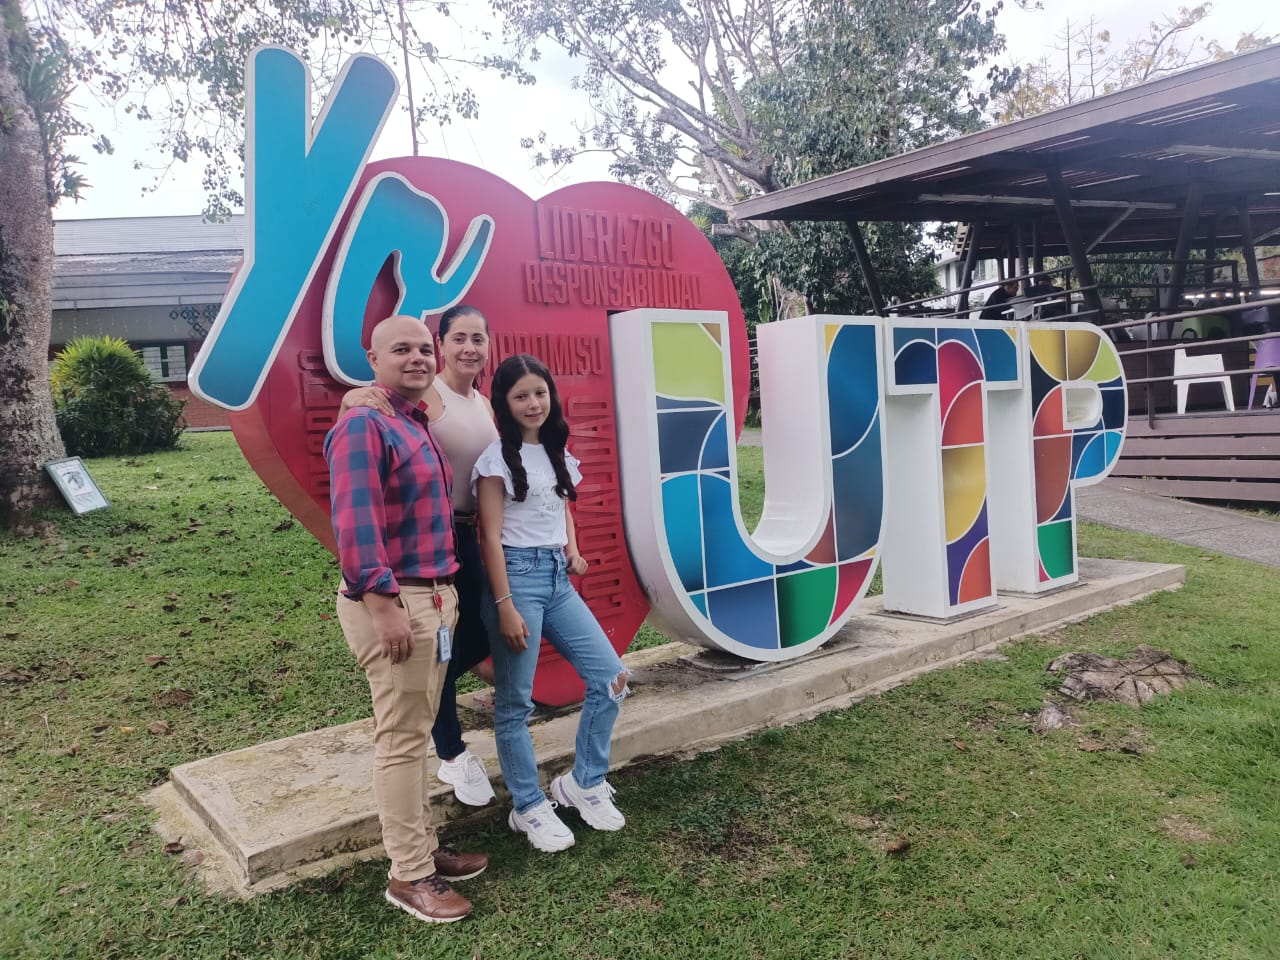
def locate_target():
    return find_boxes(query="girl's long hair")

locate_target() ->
[490,354,576,503]
[437,304,489,390]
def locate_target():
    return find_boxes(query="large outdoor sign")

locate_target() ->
[612,312,1127,653]
[190,47,1128,704]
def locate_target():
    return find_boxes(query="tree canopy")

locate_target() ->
[0,0,525,527]
[993,3,1274,122]
[492,0,1016,317]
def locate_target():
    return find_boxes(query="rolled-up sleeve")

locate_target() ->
[325,413,397,600]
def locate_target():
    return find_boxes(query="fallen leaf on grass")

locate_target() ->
[161,895,190,908]
[953,740,968,751]
[181,850,206,867]
[58,742,82,757]
[118,726,136,734]
[143,654,169,667]
[318,613,331,621]
[148,720,172,736]
[883,837,911,855]
[1077,738,1108,752]
[63,580,80,588]
[163,839,185,855]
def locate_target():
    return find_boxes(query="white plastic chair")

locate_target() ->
[1173,348,1235,415]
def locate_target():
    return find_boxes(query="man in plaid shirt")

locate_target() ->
[326,314,488,924]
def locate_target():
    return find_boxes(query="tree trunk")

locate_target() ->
[0,7,65,528]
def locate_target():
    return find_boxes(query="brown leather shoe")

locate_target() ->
[433,844,488,881]
[385,873,472,923]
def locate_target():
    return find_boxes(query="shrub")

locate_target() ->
[51,336,186,457]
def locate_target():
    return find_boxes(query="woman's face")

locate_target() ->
[438,312,489,381]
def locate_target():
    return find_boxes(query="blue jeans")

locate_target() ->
[482,546,626,813]
[431,521,491,761]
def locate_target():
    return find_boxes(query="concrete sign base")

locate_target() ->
[147,557,1184,896]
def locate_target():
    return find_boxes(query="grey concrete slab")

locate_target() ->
[1077,482,1280,568]
[148,557,1183,896]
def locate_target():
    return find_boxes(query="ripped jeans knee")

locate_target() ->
[607,667,631,704]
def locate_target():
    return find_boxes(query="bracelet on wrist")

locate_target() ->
[494,593,513,606]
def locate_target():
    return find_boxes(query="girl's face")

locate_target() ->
[438,313,489,382]
[506,372,551,440]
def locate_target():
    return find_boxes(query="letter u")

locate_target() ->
[610,310,885,661]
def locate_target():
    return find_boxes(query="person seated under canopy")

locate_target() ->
[979,279,1021,320]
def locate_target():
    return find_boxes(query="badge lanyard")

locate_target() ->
[433,588,452,663]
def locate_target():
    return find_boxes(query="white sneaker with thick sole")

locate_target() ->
[436,750,497,807]
[508,799,575,852]
[550,773,625,831]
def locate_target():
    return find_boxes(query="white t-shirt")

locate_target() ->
[472,440,582,547]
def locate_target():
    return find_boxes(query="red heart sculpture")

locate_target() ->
[228,157,749,704]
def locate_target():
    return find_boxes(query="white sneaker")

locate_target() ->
[436,751,496,807]
[508,799,575,852]
[550,773,625,831]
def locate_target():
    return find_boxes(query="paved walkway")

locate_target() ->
[1075,481,1280,568]
[738,428,1280,568]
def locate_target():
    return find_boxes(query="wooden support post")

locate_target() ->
[957,220,984,314]
[1237,200,1261,296]
[1045,165,1103,320]
[845,220,886,317]
[1163,181,1203,312]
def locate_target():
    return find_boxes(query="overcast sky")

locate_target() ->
[54,0,1280,221]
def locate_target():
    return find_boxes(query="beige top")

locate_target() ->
[431,378,498,513]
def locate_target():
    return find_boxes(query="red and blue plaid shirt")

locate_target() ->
[324,387,458,599]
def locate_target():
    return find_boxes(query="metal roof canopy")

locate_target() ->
[735,46,1280,271]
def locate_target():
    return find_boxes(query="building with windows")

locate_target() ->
[52,215,244,428]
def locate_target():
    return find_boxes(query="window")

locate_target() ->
[138,344,188,383]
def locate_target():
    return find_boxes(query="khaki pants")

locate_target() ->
[337,583,459,881]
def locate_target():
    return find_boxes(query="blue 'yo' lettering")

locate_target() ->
[188,48,397,409]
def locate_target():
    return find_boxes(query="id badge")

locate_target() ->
[437,623,453,663]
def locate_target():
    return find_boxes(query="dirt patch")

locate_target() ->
[606,880,663,914]
[1158,814,1217,844]
[1048,646,1195,706]
[710,812,771,862]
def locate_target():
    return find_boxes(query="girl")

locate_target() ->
[474,354,628,852]
[342,305,499,807]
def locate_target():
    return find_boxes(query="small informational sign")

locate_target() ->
[45,457,109,514]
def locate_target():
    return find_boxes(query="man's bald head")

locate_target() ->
[366,315,436,401]
[369,314,429,352]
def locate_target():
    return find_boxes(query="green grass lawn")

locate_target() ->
[2,433,1278,959]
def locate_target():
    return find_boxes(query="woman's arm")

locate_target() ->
[339,386,394,416]
[477,475,530,651]
[564,503,588,576]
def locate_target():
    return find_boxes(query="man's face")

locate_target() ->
[1003,281,1019,295]
[367,316,436,400]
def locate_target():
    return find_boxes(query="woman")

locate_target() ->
[342,305,498,807]
[474,354,629,853]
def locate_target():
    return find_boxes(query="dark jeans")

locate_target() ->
[430,521,491,760]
